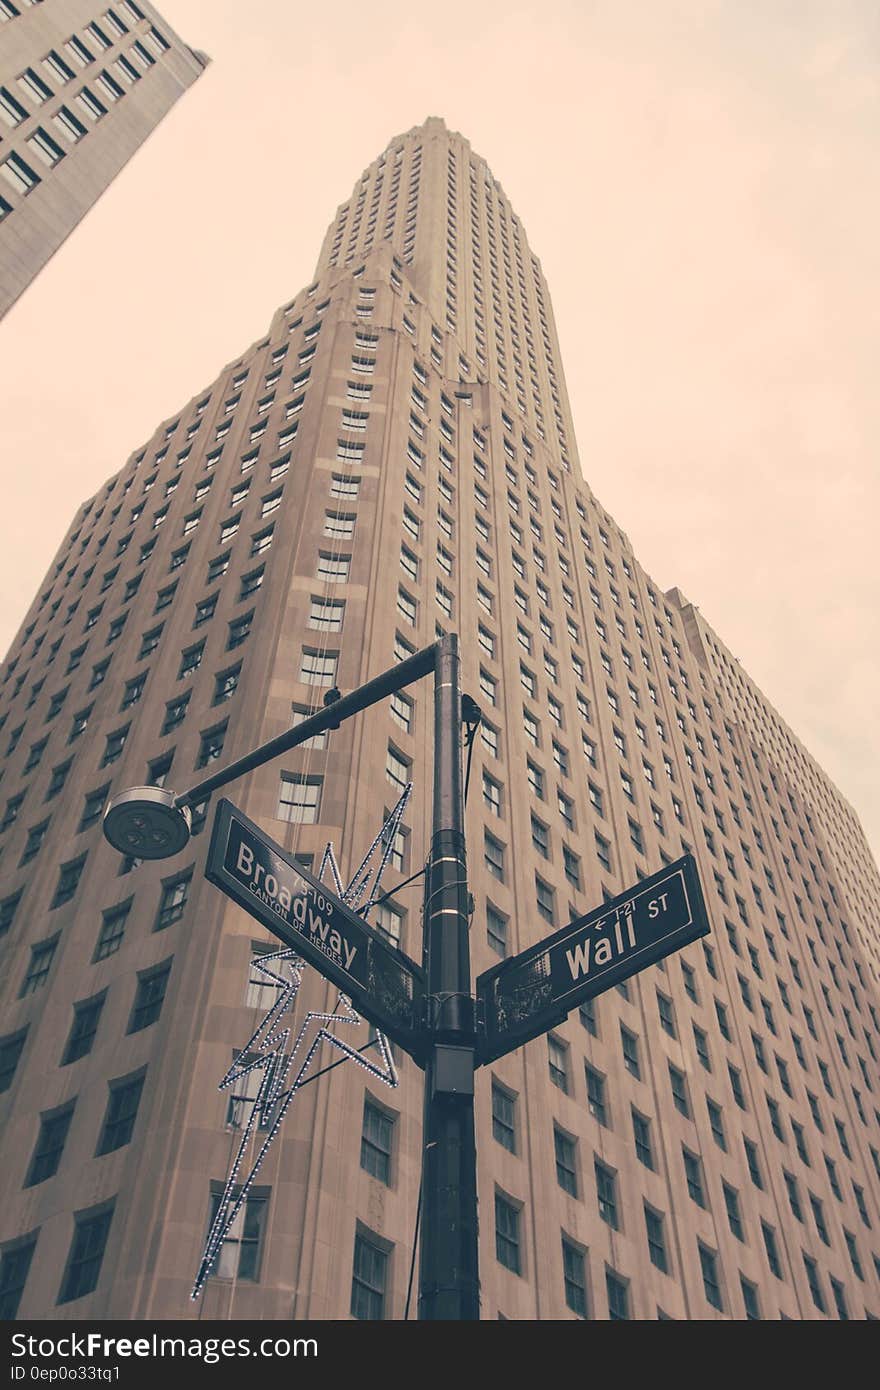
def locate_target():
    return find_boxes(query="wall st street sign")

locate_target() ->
[476,854,709,1064]
[206,799,426,1059]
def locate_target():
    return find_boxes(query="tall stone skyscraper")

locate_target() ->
[1,117,879,1321]
[0,0,206,319]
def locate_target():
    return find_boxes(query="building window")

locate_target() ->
[309,596,345,631]
[606,1269,630,1320]
[657,991,676,1037]
[51,855,86,908]
[227,612,253,649]
[669,1064,690,1116]
[562,1238,587,1317]
[632,1109,654,1169]
[621,1026,641,1079]
[683,1148,705,1207]
[487,904,507,956]
[162,693,190,734]
[196,723,227,768]
[484,831,505,881]
[548,1035,569,1092]
[58,1204,114,1305]
[102,725,128,765]
[300,649,337,686]
[1,151,40,196]
[491,1082,516,1153]
[317,553,351,583]
[20,937,58,997]
[19,819,49,864]
[595,1160,618,1228]
[155,871,191,930]
[213,664,241,705]
[699,1243,723,1311]
[350,1229,388,1319]
[25,1103,75,1187]
[128,962,171,1034]
[585,1065,607,1126]
[97,1073,145,1156]
[208,1187,268,1283]
[644,1205,668,1273]
[494,1193,521,1274]
[360,1099,394,1184]
[0,1235,37,1321]
[277,775,321,824]
[554,1127,578,1196]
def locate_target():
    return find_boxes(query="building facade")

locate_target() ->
[0,0,206,320]
[1,117,880,1321]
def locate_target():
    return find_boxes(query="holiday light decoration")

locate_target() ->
[192,788,412,1298]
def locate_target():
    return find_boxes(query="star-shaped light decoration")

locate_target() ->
[192,785,413,1298]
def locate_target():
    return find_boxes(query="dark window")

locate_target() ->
[196,723,227,768]
[78,785,109,831]
[49,759,74,802]
[762,1222,783,1279]
[632,1109,654,1169]
[93,900,131,961]
[206,1185,268,1281]
[96,1072,145,1155]
[155,870,192,930]
[121,674,146,709]
[595,1160,618,1228]
[360,1099,394,1184]
[492,1083,516,1153]
[20,937,58,996]
[193,593,217,628]
[699,1243,723,1310]
[162,693,190,734]
[128,962,171,1033]
[58,1204,114,1304]
[0,1235,37,1320]
[227,611,253,650]
[585,1065,607,1126]
[213,664,241,704]
[554,1127,577,1196]
[621,1026,641,1079]
[0,890,22,937]
[179,642,205,681]
[562,1238,587,1316]
[62,994,105,1064]
[25,1104,75,1187]
[645,1205,668,1272]
[350,1229,388,1319]
[19,819,49,864]
[0,1029,27,1093]
[101,725,128,765]
[683,1148,705,1207]
[606,1269,630,1320]
[495,1193,521,1273]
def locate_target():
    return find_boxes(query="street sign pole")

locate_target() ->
[419,633,480,1320]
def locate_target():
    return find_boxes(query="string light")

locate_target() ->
[192,795,412,1298]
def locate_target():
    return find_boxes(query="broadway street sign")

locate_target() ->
[476,854,709,1064]
[206,799,426,1059]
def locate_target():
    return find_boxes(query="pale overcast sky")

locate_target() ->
[1,0,878,859]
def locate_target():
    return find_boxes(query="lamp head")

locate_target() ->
[103,786,192,859]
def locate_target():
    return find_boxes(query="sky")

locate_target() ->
[1,0,878,860]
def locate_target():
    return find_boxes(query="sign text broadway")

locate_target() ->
[206,800,425,1053]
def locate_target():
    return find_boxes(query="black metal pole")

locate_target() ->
[418,633,480,1319]
[172,642,439,809]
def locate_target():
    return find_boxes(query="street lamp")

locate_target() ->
[103,632,482,1320]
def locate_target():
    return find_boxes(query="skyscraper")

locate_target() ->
[0,0,206,320]
[1,116,879,1321]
